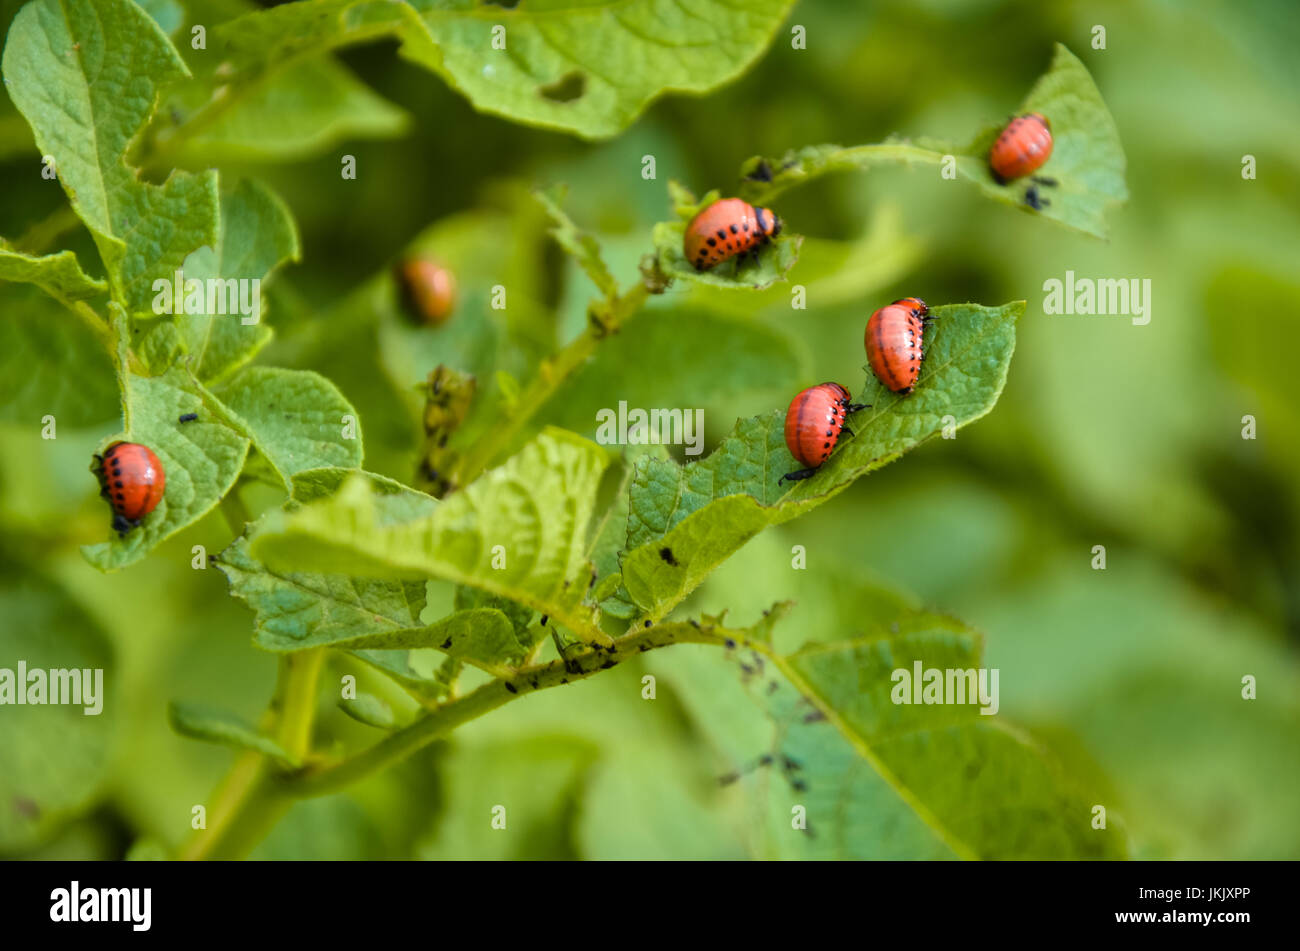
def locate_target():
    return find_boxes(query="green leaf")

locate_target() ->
[338,692,403,730]
[658,594,1126,858]
[248,429,611,641]
[0,566,115,851]
[171,58,408,163]
[0,286,117,427]
[81,366,250,572]
[0,246,106,302]
[289,465,423,505]
[739,45,1128,239]
[211,0,408,69]
[542,307,808,438]
[653,184,802,291]
[399,0,798,140]
[221,535,529,672]
[167,700,298,766]
[169,178,301,383]
[534,185,618,303]
[620,301,1023,616]
[215,367,363,488]
[2,0,221,313]
[217,532,427,649]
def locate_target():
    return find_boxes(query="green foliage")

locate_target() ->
[0,246,105,301]
[167,179,300,383]
[663,593,1126,859]
[2,0,220,313]
[216,367,361,486]
[167,701,297,766]
[739,45,1127,238]
[19,0,1274,865]
[171,58,409,163]
[619,301,1022,616]
[399,0,799,139]
[247,429,611,642]
[0,567,114,851]
[0,288,117,427]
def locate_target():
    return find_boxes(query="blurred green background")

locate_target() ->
[2,0,1298,859]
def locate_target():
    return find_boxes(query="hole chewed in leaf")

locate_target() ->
[540,71,586,103]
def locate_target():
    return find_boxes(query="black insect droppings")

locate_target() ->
[659,547,679,567]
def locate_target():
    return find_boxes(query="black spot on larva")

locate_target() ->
[729,224,738,234]
[706,237,717,247]
[539,71,586,102]
[600,660,616,669]
[823,442,830,449]
[504,683,518,694]
[742,222,751,231]
[659,547,679,567]
[716,229,726,240]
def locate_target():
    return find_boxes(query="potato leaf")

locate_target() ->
[739,45,1127,239]
[620,301,1022,616]
[400,0,798,140]
[2,0,220,312]
[247,429,610,642]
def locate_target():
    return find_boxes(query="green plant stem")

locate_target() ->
[284,618,722,799]
[452,282,651,487]
[180,649,324,860]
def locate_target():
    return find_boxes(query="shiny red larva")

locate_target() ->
[779,382,867,484]
[684,198,782,271]
[396,257,456,326]
[989,112,1053,183]
[93,442,165,536]
[866,297,931,395]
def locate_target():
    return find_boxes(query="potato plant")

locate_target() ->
[0,1,1141,860]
